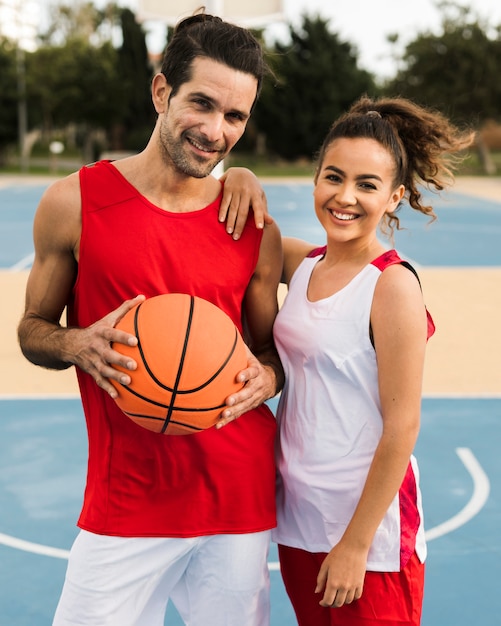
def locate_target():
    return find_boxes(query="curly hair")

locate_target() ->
[314,96,475,236]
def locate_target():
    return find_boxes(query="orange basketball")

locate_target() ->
[110,293,248,435]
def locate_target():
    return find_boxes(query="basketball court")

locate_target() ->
[1,174,501,625]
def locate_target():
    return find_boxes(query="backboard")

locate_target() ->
[137,0,284,26]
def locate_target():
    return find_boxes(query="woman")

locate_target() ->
[271,96,473,625]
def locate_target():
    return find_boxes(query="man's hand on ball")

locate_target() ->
[217,351,276,428]
[70,295,144,397]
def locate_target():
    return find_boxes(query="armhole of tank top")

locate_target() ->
[368,260,424,349]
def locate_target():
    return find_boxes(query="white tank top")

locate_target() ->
[272,251,426,571]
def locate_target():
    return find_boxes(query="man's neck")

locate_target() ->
[111,152,222,213]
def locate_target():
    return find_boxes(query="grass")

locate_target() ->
[224,154,316,178]
[226,147,501,178]
[456,149,501,176]
[2,149,501,179]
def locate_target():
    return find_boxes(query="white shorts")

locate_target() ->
[52,529,271,626]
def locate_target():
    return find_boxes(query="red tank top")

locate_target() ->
[68,161,276,537]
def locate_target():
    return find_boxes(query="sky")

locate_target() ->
[134,0,501,79]
[277,0,501,78]
[3,0,501,79]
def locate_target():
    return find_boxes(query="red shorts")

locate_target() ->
[278,544,425,626]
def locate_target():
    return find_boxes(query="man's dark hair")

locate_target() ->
[160,11,268,109]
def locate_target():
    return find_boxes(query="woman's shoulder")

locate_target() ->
[283,237,321,284]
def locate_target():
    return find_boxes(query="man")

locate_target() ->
[18,12,283,626]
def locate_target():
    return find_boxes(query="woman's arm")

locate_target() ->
[316,264,428,607]
[218,167,273,238]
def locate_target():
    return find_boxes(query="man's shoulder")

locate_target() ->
[42,170,81,207]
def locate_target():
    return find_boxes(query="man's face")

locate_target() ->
[158,57,258,178]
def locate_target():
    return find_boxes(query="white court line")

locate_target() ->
[0,533,70,560]
[424,392,501,399]
[8,252,34,271]
[0,393,80,400]
[425,447,490,541]
[0,448,489,562]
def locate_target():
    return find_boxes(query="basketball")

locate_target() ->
[110,293,248,435]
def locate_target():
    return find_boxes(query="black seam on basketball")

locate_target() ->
[123,411,166,422]
[166,420,203,431]
[123,411,203,432]
[118,383,226,412]
[133,303,146,363]
[175,327,240,393]
[136,298,197,394]
[161,295,195,433]
[117,383,171,409]
[163,402,226,412]
[133,300,240,393]
[135,303,177,393]
[123,296,239,432]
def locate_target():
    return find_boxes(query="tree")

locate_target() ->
[115,8,155,151]
[387,3,501,124]
[0,38,18,165]
[26,39,122,129]
[253,15,377,161]
[386,3,501,173]
[25,2,153,160]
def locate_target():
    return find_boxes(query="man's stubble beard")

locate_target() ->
[158,123,224,179]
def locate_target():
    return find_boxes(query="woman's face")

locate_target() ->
[313,137,404,245]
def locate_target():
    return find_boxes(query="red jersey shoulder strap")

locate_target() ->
[79,160,138,213]
[372,249,435,340]
[307,245,326,258]
[371,249,404,271]
[304,246,434,339]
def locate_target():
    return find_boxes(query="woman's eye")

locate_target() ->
[327,174,341,183]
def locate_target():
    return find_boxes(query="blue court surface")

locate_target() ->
[1,180,501,270]
[0,397,500,625]
[1,180,501,624]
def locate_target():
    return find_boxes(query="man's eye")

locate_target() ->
[227,112,244,122]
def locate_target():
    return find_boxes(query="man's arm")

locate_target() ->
[217,220,284,427]
[18,174,81,369]
[17,174,142,398]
